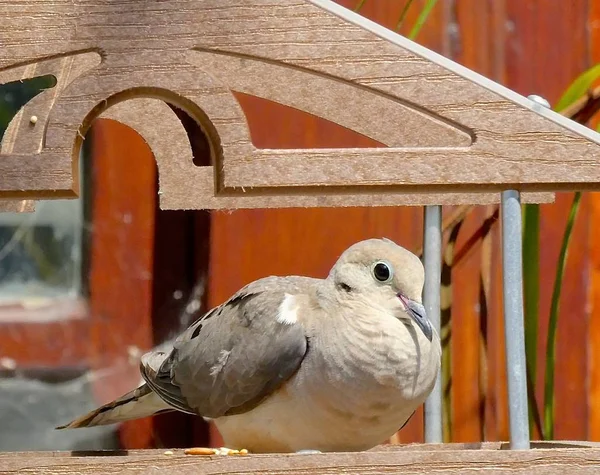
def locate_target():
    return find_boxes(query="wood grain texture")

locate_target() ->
[2,444,600,474]
[1,0,589,209]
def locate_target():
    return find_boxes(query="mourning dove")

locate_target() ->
[58,238,441,453]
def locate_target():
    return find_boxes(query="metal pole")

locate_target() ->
[501,190,530,449]
[423,205,443,443]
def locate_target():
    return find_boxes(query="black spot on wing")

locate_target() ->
[191,324,203,339]
[187,303,225,340]
[187,307,217,338]
[228,292,252,307]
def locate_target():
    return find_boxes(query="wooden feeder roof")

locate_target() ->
[1,0,600,212]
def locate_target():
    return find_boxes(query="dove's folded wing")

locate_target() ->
[140,276,315,419]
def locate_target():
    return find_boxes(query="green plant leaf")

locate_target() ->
[522,203,541,435]
[539,66,598,440]
[408,0,439,40]
[395,0,415,32]
[543,191,582,440]
[555,64,600,112]
[353,0,367,12]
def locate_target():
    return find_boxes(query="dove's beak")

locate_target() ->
[398,294,433,342]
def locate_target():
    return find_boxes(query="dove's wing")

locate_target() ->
[140,276,316,418]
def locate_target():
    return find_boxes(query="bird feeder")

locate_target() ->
[2,0,600,472]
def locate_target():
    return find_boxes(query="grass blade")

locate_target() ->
[353,0,367,12]
[395,0,415,32]
[526,362,545,440]
[408,0,439,40]
[522,203,540,435]
[536,68,600,439]
[543,191,582,440]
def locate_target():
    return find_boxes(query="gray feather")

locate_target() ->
[140,276,313,418]
[56,384,171,429]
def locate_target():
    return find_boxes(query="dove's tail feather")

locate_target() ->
[56,383,173,429]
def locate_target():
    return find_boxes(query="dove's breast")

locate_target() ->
[214,310,441,453]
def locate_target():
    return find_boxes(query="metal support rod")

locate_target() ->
[423,204,443,443]
[501,190,531,450]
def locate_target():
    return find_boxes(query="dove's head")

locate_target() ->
[327,238,433,341]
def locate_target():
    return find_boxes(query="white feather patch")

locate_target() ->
[209,349,231,379]
[277,293,298,325]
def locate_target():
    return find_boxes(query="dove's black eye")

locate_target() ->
[371,261,394,283]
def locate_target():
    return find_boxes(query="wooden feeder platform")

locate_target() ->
[2,442,600,474]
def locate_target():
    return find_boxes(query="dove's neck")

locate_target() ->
[314,279,338,307]
[309,281,441,389]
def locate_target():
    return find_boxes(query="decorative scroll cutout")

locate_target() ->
[233,92,388,149]
[0,75,56,142]
[0,75,57,214]
[0,52,101,155]
[190,49,474,149]
[0,52,101,211]
[4,0,595,211]
[99,97,553,209]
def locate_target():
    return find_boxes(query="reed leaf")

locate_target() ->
[555,64,600,112]
[353,0,367,12]
[543,191,582,439]
[540,64,600,439]
[408,0,439,40]
[522,203,540,435]
[395,1,415,32]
